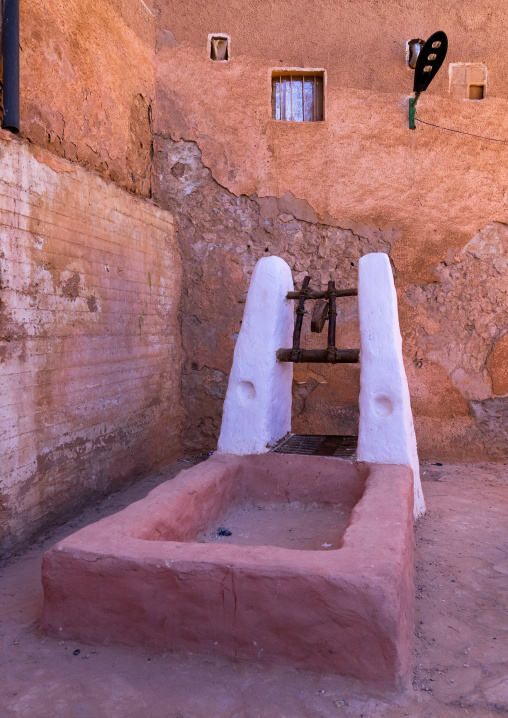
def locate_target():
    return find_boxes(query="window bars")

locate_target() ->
[272,74,324,122]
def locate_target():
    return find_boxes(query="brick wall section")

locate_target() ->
[0,132,182,556]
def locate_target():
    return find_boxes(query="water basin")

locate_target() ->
[42,453,414,689]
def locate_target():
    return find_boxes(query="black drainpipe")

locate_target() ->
[2,0,20,133]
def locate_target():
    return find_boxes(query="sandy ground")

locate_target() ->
[1,458,507,718]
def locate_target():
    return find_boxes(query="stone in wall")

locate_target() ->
[152,137,392,452]
[0,132,182,557]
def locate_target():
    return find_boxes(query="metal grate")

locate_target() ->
[271,434,357,459]
[272,74,324,122]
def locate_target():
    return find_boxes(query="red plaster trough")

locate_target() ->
[42,453,414,690]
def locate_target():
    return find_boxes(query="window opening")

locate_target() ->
[449,63,487,99]
[272,73,324,121]
[210,36,229,61]
[469,84,484,100]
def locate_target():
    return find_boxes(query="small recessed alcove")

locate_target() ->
[209,34,230,61]
[469,84,484,100]
[449,62,487,99]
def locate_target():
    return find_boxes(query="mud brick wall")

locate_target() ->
[2,0,508,540]
[0,0,156,196]
[0,133,182,556]
[152,2,508,461]
[153,134,508,462]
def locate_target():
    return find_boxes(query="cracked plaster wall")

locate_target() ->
[0,0,176,556]
[155,135,508,460]
[153,137,393,452]
[406,222,508,458]
[2,0,508,550]
[153,1,508,459]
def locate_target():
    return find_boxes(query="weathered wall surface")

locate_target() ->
[152,0,508,459]
[0,132,182,556]
[0,0,156,196]
[2,0,507,476]
[153,138,391,451]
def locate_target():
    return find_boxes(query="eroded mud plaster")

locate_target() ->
[406,222,508,457]
[152,3,508,461]
[152,137,393,452]
[153,132,508,459]
[2,0,156,196]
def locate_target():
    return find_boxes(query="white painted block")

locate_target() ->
[217,256,294,454]
[357,253,425,518]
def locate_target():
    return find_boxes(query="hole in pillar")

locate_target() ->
[373,395,394,417]
[237,381,256,401]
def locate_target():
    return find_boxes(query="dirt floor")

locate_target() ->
[1,458,507,718]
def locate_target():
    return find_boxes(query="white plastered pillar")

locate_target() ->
[357,253,425,518]
[217,256,294,454]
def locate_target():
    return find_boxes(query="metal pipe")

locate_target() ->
[409,92,420,130]
[2,0,20,133]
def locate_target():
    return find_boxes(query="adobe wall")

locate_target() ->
[152,0,508,460]
[1,0,156,195]
[0,131,182,556]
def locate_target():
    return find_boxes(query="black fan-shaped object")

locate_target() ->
[413,31,448,93]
